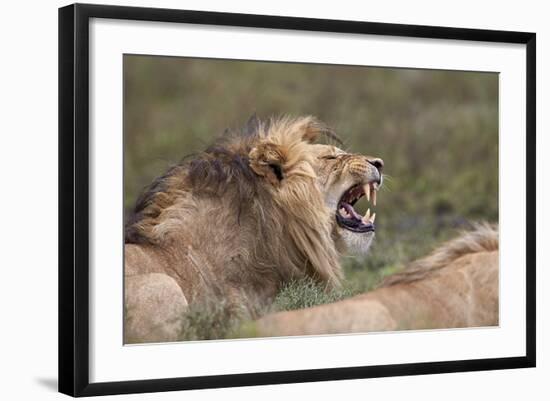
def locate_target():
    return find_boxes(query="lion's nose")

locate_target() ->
[367,157,384,172]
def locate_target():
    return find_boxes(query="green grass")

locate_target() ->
[272,277,355,312]
[124,55,498,341]
[178,300,246,341]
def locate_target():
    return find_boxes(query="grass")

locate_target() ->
[123,55,499,341]
[178,300,246,341]
[272,277,355,312]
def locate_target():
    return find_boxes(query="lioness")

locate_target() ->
[254,224,499,336]
[124,116,384,343]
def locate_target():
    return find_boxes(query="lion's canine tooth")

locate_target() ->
[361,209,371,224]
[371,213,376,223]
[364,184,370,202]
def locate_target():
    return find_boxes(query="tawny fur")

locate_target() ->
[255,224,499,336]
[124,115,382,343]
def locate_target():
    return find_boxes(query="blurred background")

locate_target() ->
[124,54,498,293]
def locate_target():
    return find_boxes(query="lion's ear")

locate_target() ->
[296,116,337,144]
[249,143,286,185]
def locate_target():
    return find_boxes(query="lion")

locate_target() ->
[253,224,499,336]
[124,115,384,343]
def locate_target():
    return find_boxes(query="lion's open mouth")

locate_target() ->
[336,182,378,233]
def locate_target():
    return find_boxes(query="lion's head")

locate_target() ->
[246,116,383,260]
[125,115,383,290]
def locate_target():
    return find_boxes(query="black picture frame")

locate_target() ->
[58,3,536,397]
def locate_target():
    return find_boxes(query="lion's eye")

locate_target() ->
[321,155,337,160]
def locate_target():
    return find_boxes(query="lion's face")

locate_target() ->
[247,118,384,262]
[310,144,384,256]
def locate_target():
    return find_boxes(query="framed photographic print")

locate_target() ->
[58,3,536,397]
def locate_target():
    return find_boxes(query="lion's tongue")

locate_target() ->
[342,203,362,220]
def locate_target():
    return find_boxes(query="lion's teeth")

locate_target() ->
[371,213,376,223]
[364,184,370,202]
[362,208,370,224]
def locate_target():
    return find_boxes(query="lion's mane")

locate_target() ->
[124,116,343,328]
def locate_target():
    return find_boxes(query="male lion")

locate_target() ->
[124,115,384,343]
[254,224,499,336]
